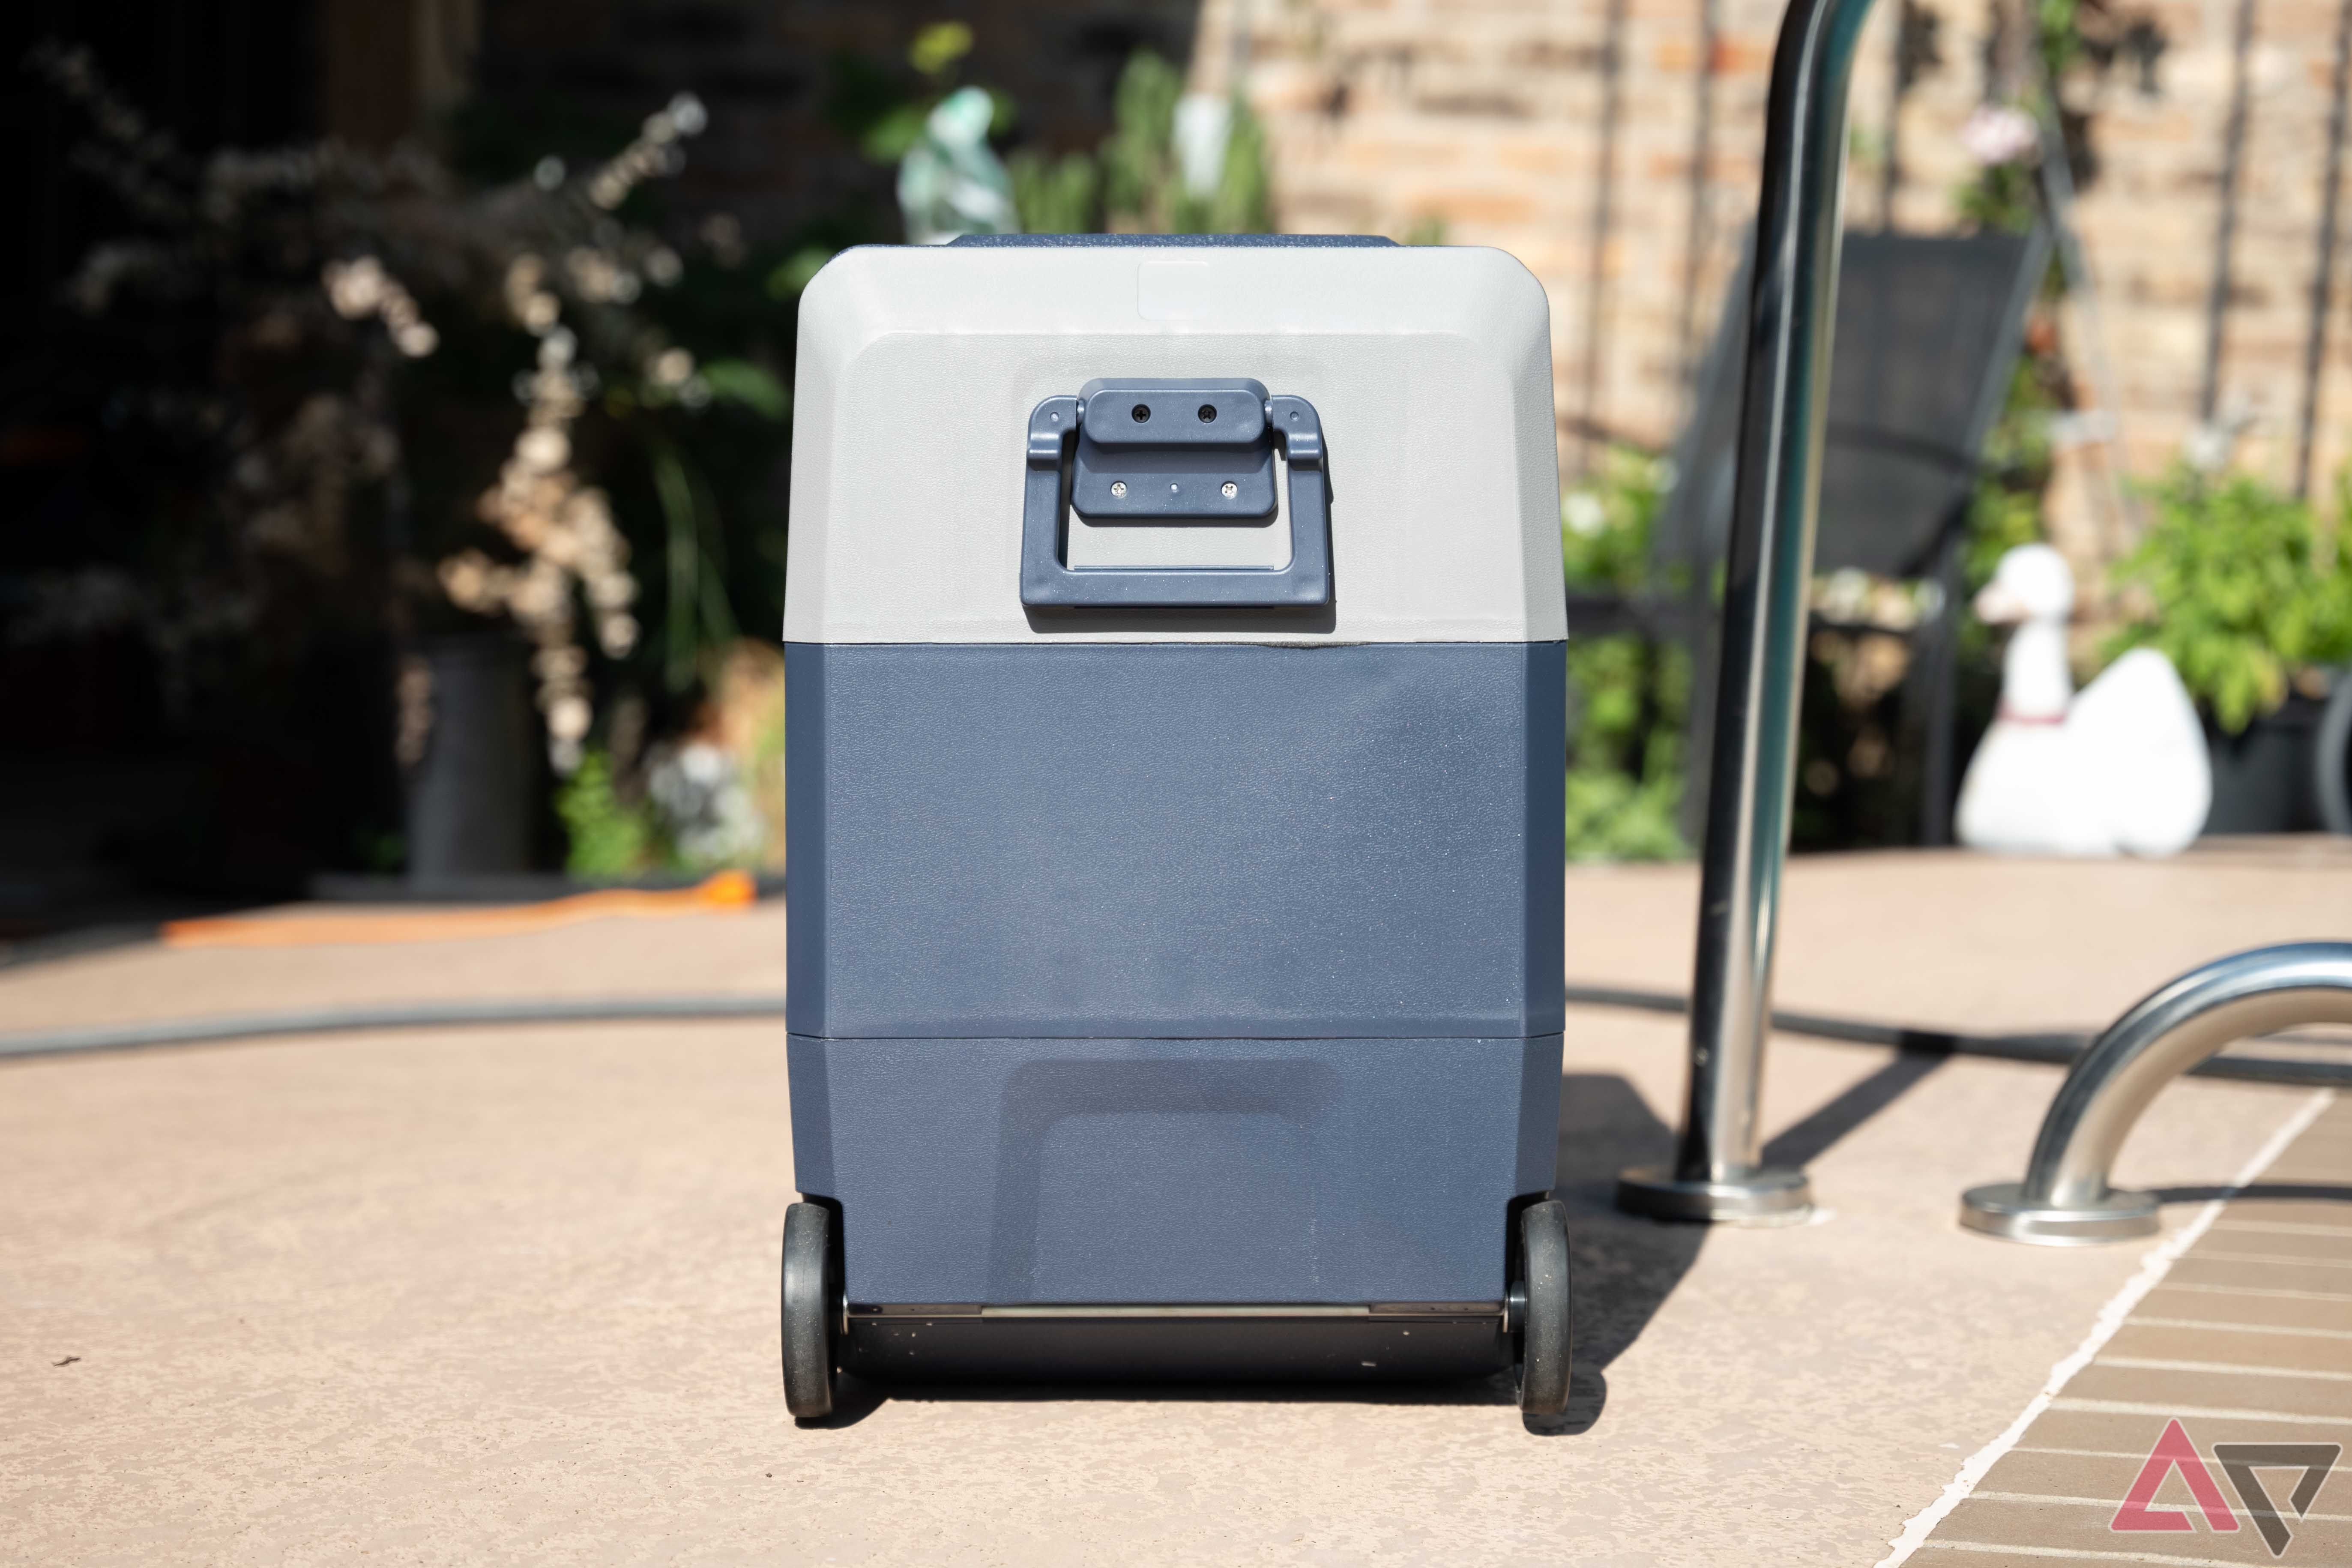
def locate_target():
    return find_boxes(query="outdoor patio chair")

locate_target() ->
[1568,226,2050,844]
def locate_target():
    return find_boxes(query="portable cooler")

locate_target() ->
[780,235,1572,1417]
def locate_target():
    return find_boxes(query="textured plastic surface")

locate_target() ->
[784,236,1567,1335]
[784,242,1562,643]
[790,1033,1563,1305]
[784,641,1566,1040]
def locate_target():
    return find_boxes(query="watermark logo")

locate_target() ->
[2111,1418,2341,1559]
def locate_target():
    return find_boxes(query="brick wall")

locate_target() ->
[467,0,2351,562]
[1193,0,2352,561]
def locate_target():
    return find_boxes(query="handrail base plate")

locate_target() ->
[1617,1164,1813,1226]
[1960,1181,2160,1245]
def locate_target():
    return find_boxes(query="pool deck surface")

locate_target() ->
[3,844,2349,1565]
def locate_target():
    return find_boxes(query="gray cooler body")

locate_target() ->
[784,238,1566,1379]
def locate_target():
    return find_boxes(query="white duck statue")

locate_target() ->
[1955,543,2211,857]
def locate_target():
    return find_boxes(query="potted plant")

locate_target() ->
[23,42,791,885]
[2103,466,2352,832]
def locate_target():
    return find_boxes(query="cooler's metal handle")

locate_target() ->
[1018,393,1332,609]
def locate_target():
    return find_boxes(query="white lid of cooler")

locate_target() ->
[784,241,1565,644]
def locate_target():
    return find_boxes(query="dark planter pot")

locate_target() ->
[403,635,537,880]
[2202,682,2350,835]
[2320,673,2352,835]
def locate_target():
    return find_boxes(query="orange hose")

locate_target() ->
[161,870,759,949]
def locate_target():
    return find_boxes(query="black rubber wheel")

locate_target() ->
[1515,1199,1573,1417]
[781,1202,839,1419]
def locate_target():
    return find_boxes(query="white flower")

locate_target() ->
[1960,105,2040,168]
[515,427,571,473]
[323,255,386,318]
[646,739,764,866]
[1172,95,1233,200]
[1563,491,1607,537]
[533,644,588,681]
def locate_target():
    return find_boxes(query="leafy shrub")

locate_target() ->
[1008,52,1272,237]
[2104,467,2352,732]
[556,749,655,877]
[1562,451,1691,861]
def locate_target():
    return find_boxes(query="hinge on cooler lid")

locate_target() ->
[1019,378,1332,609]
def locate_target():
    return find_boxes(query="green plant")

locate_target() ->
[1563,765,1689,863]
[1562,449,1667,590]
[831,21,1008,164]
[1561,450,1691,862]
[556,748,657,877]
[1564,634,1692,862]
[30,41,795,784]
[1955,144,2040,236]
[1008,151,1100,235]
[1009,52,1272,237]
[2103,467,2352,732]
[815,36,1271,245]
[1963,354,2059,590]
[1951,0,2090,234]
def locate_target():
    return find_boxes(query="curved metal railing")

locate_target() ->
[1961,943,2352,1245]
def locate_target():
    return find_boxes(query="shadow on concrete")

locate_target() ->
[1535,1071,1704,1438]
[1760,1048,1948,1170]
[802,1362,1527,1433]
[2152,1181,2352,1206]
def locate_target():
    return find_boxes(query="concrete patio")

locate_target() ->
[3,844,2348,1565]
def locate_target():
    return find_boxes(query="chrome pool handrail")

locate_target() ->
[1617,0,1883,1224]
[1962,943,2352,1245]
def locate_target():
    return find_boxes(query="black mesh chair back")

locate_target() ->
[1659,228,2049,580]
[1645,225,2049,844]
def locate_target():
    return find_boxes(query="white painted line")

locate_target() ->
[2094,1354,2352,1382]
[2127,1316,2352,1341]
[2186,1250,2352,1269]
[2051,1397,2352,1424]
[2210,1219,2352,1238]
[1970,1490,2352,1523]
[2011,1443,2350,1469]
[2154,1280,2352,1304]
[1918,1540,2298,1566]
[1873,1087,2337,1568]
